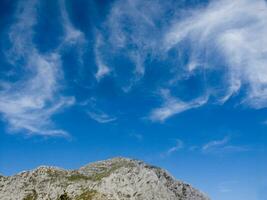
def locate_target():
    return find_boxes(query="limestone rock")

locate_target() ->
[0,157,210,200]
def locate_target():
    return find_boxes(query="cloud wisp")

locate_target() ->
[0,0,78,136]
[161,136,250,157]
[161,139,184,157]
[201,136,250,154]
[59,0,85,45]
[1,0,267,136]
[98,0,267,121]
[87,110,117,124]
[202,137,230,152]
[94,33,111,81]
[165,0,267,108]
[150,89,208,122]
[95,0,172,88]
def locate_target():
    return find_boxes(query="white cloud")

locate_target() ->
[167,139,184,155]
[3,0,266,133]
[165,0,267,108]
[0,0,75,136]
[87,110,116,124]
[102,0,267,120]
[58,0,86,66]
[150,89,208,122]
[80,98,117,124]
[94,33,111,81]
[59,0,85,46]
[161,139,184,158]
[202,136,249,154]
[202,137,230,151]
[97,0,170,87]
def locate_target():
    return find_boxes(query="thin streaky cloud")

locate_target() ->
[0,0,74,136]
[59,0,85,45]
[96,0,169,90]
[87,110,116,124]
[100,0,267,121]
[149,89,208,122]
[94,33,111,81]
[202,136,230,151]
[165,0,267,109]
[202,136,250,154]
[161,139,184,158]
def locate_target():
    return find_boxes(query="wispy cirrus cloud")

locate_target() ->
[59,0,86,46]
[165,0,267,108]
[149,89,208,122]
[161,139,184,157]
[202,137,230,151]
[167,139,184,155]
[98,0,267,121]
[2,0,267,135]
[95,0,171,88]
[202,136,250,154]
[87,110,116,124]
[160,136,250,158]
[0,0,81,136]
[94,33,111,81]
[81,98,117,124]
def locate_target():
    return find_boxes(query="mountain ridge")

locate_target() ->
[0,157,210,200]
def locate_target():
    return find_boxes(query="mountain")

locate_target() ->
[0,157,210,200]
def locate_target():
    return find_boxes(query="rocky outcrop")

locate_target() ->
[0,157,210,200]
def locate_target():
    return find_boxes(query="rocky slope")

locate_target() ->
[0,157,210,200]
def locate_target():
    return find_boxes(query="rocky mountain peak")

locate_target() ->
[0,157,210,200]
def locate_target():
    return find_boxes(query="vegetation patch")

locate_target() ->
[86,161,135,182]
[67,173,91,182]
[23,189,38,200]
[68,161,135,183]
[75,190,98,200]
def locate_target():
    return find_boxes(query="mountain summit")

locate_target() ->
[0,157,209,200]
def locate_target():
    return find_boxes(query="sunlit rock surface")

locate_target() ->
[0,157,210,200]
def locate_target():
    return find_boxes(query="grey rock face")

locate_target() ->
[0,157,210,200]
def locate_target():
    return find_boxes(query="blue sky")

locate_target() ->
[0,0,267,199]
